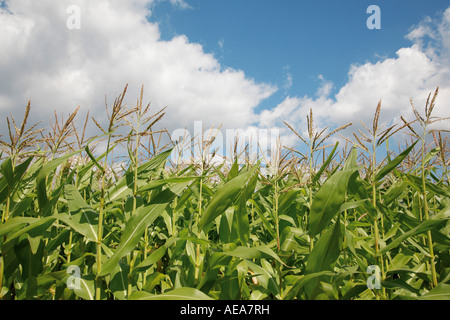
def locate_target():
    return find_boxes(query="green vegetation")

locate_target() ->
[0,86,449,300]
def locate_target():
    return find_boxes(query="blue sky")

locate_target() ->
[150,0,449,111]
[0,0,449,161]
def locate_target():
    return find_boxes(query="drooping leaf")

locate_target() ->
[222,245,284,265]
[280,226,307,253]
[312,142,339,185]
[309,168,357,237]
[375,141,418,182]
[110,260,130,300]
[400,172,450,198]
[129,287,213,300]
[383,180,408,206]
[305,216,343,299]
[0,217,38,238]
[231,172,258,245]
[139,177,200,193]
[418,283,450,300]
[283,271,336,300]
[134,237,179,273]
[198,164,258,232]
[378,218,448,256]
[58,184,99,242]
[246,260,280,297]
[13,235,45,280]
[105,148,173,202]
[100,182,189,276]
[421,147,441,168]
[73,275,96,300]
[0,157,14,188]
[36,150,82,211]
[4,217,56,246]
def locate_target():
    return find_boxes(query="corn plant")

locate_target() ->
[0,86,449,300]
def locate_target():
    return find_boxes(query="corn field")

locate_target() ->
[0,86,449,300]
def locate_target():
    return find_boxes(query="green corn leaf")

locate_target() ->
[338,199,373,214]
[11,157,34,190]
[280,226,307,253]
[0,176,9,204]
[9,158,42,217]
[13,235,45,279]
[312,142,339,185]
[418,283,450,300]
[309,167,358,237]
[136,148,173,176]
[36,150,82,211]
[84,144,105,173]
[129,287,213,300]
[339,284,368,300]
[139,176,201,193]
[77,136,118,179]
[227,158,240,181]
[393,210,450,247]
[343,146,358,170]
[375,141,418,182]
[381,278,420,295]
[134,237,179,273]
[422,147,441,168]
[283,271,336,300]
[4,217,56,246]
[0,157,14,188]
[105,148,173,202]
[218,207,234,243]
[73,275,96,300]
[198,252,233,293]
[231,200,250,246]
[278,189,300,216]
[58,184,99,242]
[99,201,173,276]
[100,181,189,276]
[0,217,38,238]
[198,164,258,232]
[383,180,408,206]
[400,172,450,198]
[378,218,449,256]
[246,260,280,297]
[110,260,130,300]
[305,216,343,299]
[143,272,169,293]
[222,245,284,265]
[249,198,277,239]
[231,172,258,245]
[307,219,343,273]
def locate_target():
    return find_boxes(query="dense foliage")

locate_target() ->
[0,86,449,300]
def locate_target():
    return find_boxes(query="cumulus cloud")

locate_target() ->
[0,0,275,140]
[1,1,449,160]
[261,7,450,148]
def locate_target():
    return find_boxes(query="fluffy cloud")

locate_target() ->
[1,1,449,160]
[0,0,275,140]
[263,7,450,148]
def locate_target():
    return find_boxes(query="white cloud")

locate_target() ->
[259,8,450,148]
[0,0,275,140]
[406,16,434,41]
[1,1,449,158]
